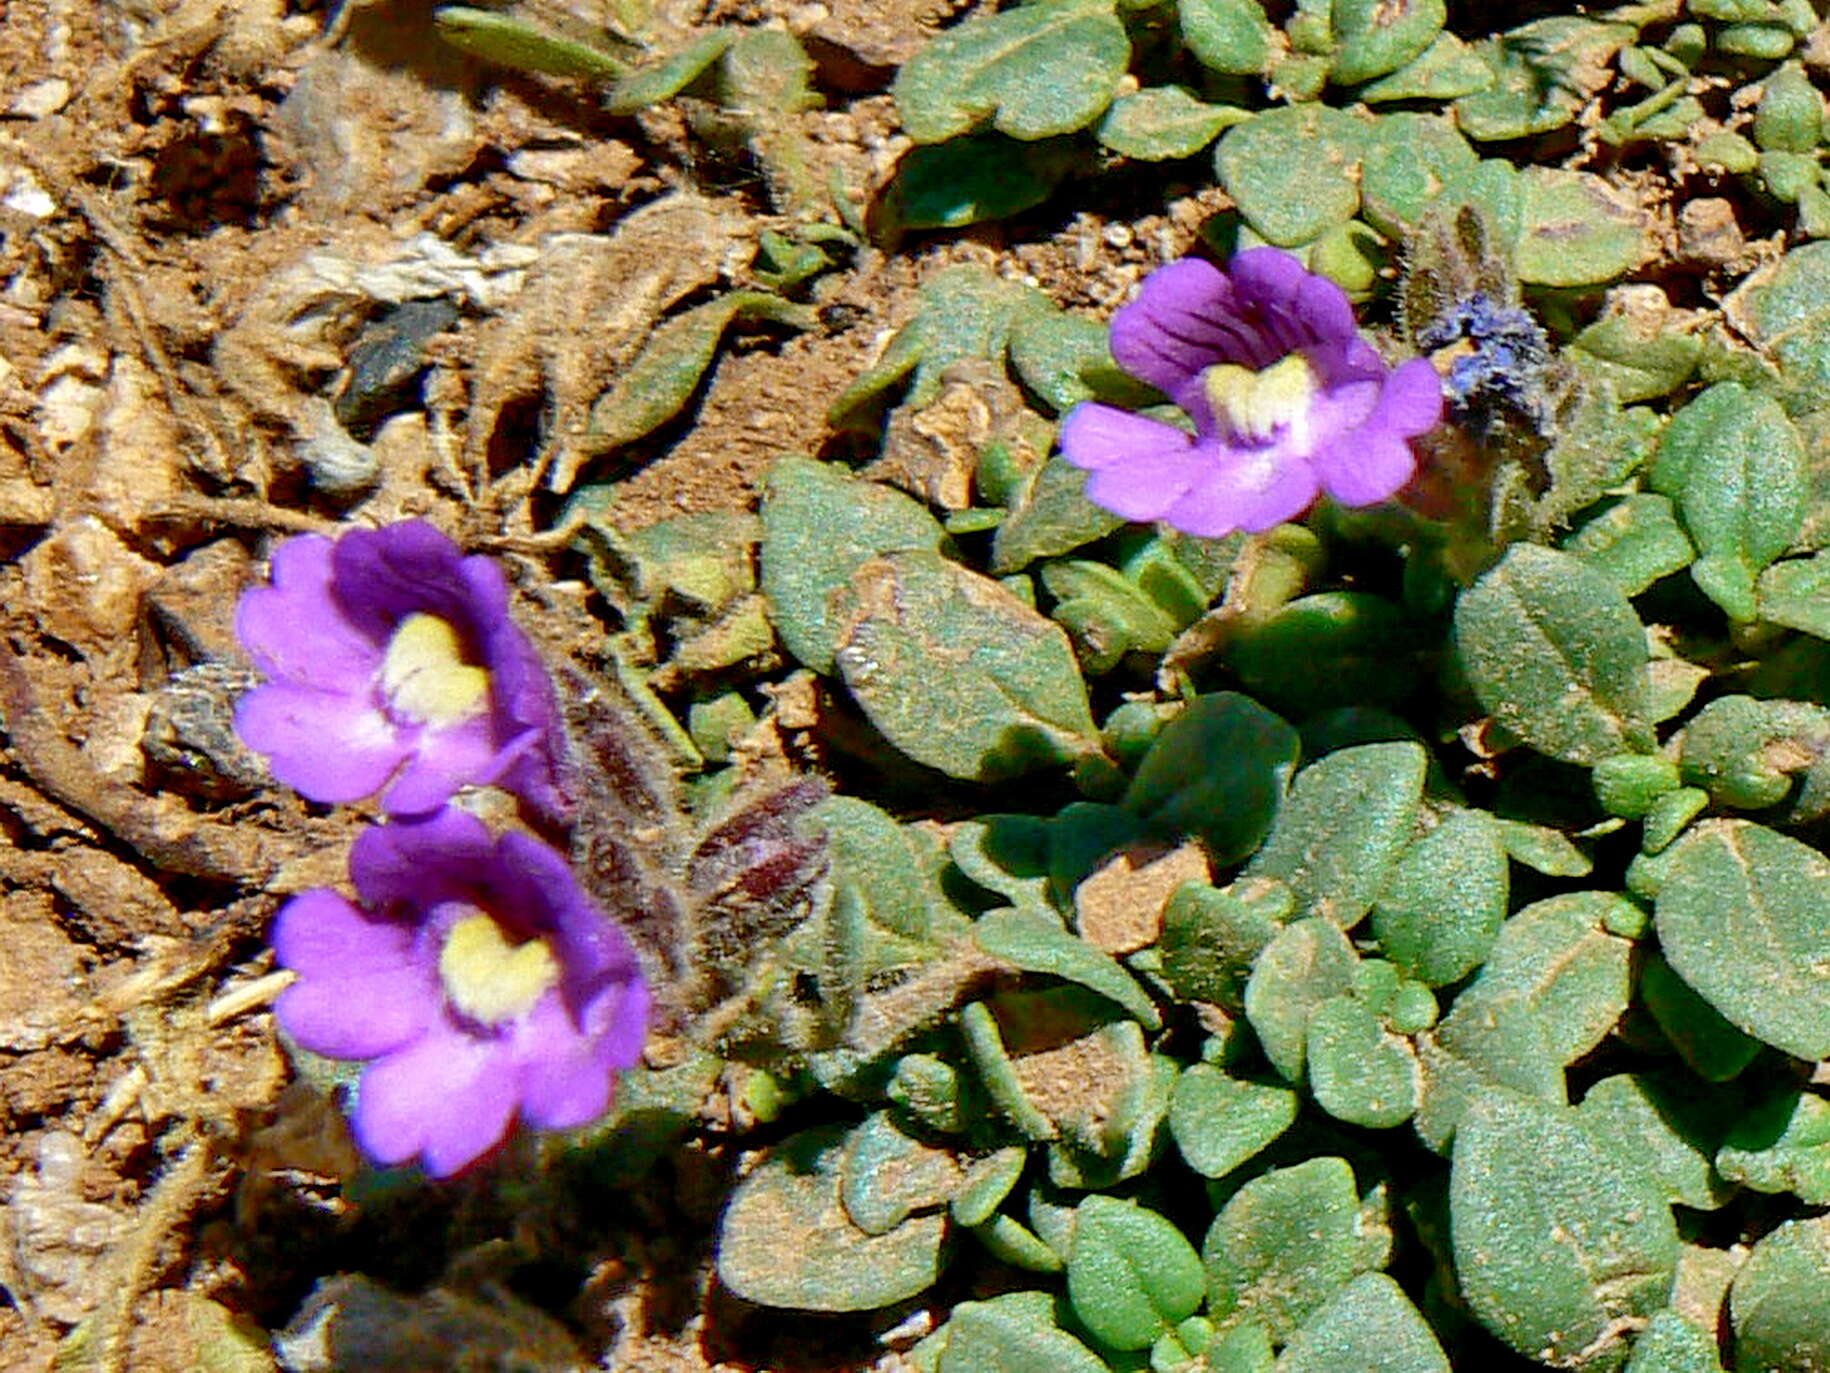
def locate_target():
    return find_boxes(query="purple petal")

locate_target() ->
[1111,259,1274,395]
[329,521,479,641]
[1374,357,1446,439]
[379,715,505,817]
[1161,445,1320,537]
[510,980,649,1130]
[352,1027,518,1176]
[277,973,435,1061]
[273,889,414,975]
[349,808,496,912]
[235,537,382,693]
[1060,403,1196,472]
[1083,447,1214,523]
[234,684,408,804]
[1310,427,1418,507]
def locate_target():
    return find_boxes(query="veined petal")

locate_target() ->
[234,684,407,804]
[352,1027,517,1177]
[234,537,380,692]
[1084,446,1214,523]
[1310,426,1418,507]
[1374,356,1447,438]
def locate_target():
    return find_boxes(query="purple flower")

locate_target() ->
[272,808,651,1176]
[1060,250,1444,538]
[235,521,569,819]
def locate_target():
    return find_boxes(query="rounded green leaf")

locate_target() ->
[1096,86,1242,161]
[1202,1157,1369,1340]
[1275,1273,1451,1373]
[1067,1196,1205,1351]
[881,134,1078,232]
[1179,0,1272,75]
[1215,105,1367,247]
[1514,167,1648,286]
[1329,0,1446,86]
[1451,1096,1678,1367]
[834,550,1097,781]
[939,1290,1108,1373]
[1655,820,1830,1061]
[1730,1217,1830,1373]
[1244,742,1428,929]
[1168,1063,1299,1179]
[719,1126,948,1311]
[1306,996,1421,1129]
[1244,917,1359,1083]
[759,458,944,674]
[1373,808,1508,987]
[1358,113,1476,237]
[1454,543,1654,765]
[893,1,1130,144]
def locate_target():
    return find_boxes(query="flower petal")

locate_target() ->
[349,808,495,912]
[1374,356,1446,438]
[510,979,651,1130]
[276,972,435,1061]
[380,714,505,817]
[234,683,407,804]
[1310,427,1418,507]
[330,521,481,641]
[352,1027,518,1177]
[234,536,381,693]
[1084,446,1215,523]
[1111,258,1275,394]
[273,889,414,976]
[1060,403,1196,472]
[1162,446,1320,537]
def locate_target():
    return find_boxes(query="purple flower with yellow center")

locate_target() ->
[273,808,651,1176]
[1060,249,1444,538]
[235,520,568,819]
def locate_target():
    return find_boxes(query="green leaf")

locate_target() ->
[1455,893,1636,1067]
[1678,695,1830,812]
[1569,312,1702,404]
[433,6,627,80]
[1358,31,1493,102]
[1638,951,1763,1083]
[1648,382,1807,621]
[1306,996,1422,1129]
[1243,742,1427,929]
[1159,879,1291,1010]
[1067,1196,1205,1351]
[1168,1064,1299,1179]
[1215,105,1368,247]
[893,1,1129,143]
[1122,693,1300,865]
[604,30,733,114]
[1761,552,1830,639]
[839,1113,963,1236]
[1096,86,1243,161]
[1414,993,1564,1154]
[1716,1088,1830,1205]
[1562,494,1695,596]
[1729,1217,1830,1373]
[1227,593,1422,718]
[1728,240,1830,413]
[718,1125,947,1311]
[1244,917,1359,1083]
[1513,168,1649,286]
[759,457,944,675]
[1203,1157,1374,1341]
[576,292,812,483]
[1274,1273,1451,1373]
[1179,0,1273,75]
[1655,820,1830,1060]
[1576,1074,1733,1212]
[1329,0,1446,86]
[1453,19,1633,142]
[833,550,1098,781]
[1454,543,1655,766]
[950,1146,1026,1227]
[991,456,1127,575]
[1357,114,1476,238]
[1623,1311,1726,1373]
[1372,808,1508,987]
[936,1290,1110,1373]
[880,135,1078,232]
[1493,818,1593,877]
[973,907,1161,1029]
[1007,298,1154,416]
[1451,1096,1678,1367]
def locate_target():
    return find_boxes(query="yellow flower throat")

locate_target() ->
[381,613,491,728]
